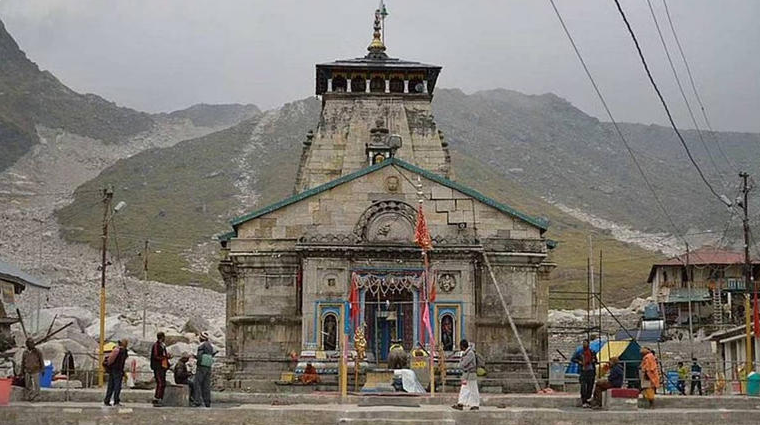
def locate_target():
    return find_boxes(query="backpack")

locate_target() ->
[103,347,119,369]
[475,352,487,376]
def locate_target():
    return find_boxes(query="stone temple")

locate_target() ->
[219,10,555,390]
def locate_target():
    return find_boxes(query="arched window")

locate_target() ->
[321,314,338,351]
[332,76,347,92]
[389,78,404,93]
[370,77,385,93]
[351,78,366,93]
[440,314,455,351]
[409,79,424,94]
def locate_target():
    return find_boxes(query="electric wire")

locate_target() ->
[661,0,736,170]
[548,0,686,249]
[644,0,725,184]
[612,0,726,206]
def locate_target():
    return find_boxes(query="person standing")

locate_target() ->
[639,346,660,408]
[451,339,479,411]
[571,339,597,407]
[150,332,171,406]
[690,358,702,395]
[21,338,44,402]
[591,357,624,409]
[104,339,129,406]
[677,361,688,395]
[193,332,216,408]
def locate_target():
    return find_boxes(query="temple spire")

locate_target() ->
[366,8,388,59]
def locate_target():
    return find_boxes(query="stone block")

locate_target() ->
[431,186,452,200]
[446,210,465,224]
[435,199,454,213]
[455,199,473,211]
[163,384,189,407]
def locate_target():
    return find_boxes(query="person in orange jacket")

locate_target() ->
[639,346,660,407]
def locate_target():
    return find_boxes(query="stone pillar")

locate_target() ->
[327,78,333,92]
[385,79,390,93]
[366,79,371,93]
[347,78,352,93]
[423,80,429,94]
[404,80,409,93]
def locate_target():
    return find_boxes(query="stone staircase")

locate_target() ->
[337,410,455,425]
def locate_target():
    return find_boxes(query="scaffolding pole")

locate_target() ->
[481,250,541,392]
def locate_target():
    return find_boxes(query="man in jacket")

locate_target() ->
[104,339,129,406]
[591,356,624,409]
[193,332,216,408]
[571,339,597,407]
[150,332,171,406]
[173,352,195,405]
[451,339,479,411]
[690,358,702,395]
[22,338,44,401]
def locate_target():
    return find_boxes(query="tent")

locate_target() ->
[596,340,642,386]
[564,338,607,374]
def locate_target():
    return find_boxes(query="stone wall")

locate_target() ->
[296,96,450,191]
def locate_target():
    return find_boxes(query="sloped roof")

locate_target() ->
[0,259,51,292]
[653,246,758,267]
[228,158,548,235]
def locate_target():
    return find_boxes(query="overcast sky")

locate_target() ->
[1,0,758,132]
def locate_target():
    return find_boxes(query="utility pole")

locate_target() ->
[685,242,694,357]
[98,186,113,387]
[142,239,148,339]
[588,235,596,330]
[740,172,753,374]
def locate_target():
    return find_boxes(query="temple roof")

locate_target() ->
[225,158,549,239]
[317,56,441,70]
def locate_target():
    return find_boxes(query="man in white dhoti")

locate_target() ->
[452,339,479,411]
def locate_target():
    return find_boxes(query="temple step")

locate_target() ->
[338,420,455,425]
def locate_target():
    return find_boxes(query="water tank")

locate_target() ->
[643,303,660,320]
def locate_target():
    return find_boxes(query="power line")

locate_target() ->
[644,0,725,184]
[612,0,727,206]
[661,0,736,170]
[548,0,686,248]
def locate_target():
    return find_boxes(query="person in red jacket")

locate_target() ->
[150,332,171,406]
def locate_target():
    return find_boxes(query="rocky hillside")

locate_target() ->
[433,88,760,240]
[0,18,154,171]
[161,103,260,128]
[56,97,662,306]
[56,99,320,289]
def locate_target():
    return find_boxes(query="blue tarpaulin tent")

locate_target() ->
[565,338,606,374]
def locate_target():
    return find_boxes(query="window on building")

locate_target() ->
[389,78,404,93]
[370,77,385,93]
[351,78,366,93]
[333,76,347,92]
[409,79,424,93]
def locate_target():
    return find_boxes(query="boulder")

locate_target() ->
[167,342,197,359]
[51,379,83,389]
[36,339,94,374]
[181,315,211,335]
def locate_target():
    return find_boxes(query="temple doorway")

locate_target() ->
[365,288,414,362]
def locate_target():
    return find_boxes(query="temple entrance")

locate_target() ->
[365,288,414,362]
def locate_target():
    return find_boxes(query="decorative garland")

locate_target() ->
[351,271,423,296]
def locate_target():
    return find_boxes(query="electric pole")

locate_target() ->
[142,239,148,339]
[98,186,113,387]
[740,172,754,374]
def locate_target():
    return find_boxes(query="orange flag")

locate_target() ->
[414,204,433,251]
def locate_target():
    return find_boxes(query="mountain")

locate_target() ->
[433,88,760,240]
[56,99,320,288]
[161,103,260,129]
[0,19,154,171]
[56,97,661,305]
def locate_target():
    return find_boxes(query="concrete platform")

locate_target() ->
[2,402,760,425]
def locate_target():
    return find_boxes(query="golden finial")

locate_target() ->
[367,9,387,57]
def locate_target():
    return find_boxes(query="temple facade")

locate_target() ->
[219,10,555,389]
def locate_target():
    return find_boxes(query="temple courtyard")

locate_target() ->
[2,390,760,425]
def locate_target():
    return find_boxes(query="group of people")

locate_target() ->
[572,339,691,409]
[677,359,703,396]
[102,330,216,408]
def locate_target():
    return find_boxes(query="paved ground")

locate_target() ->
[3,399,760,425]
